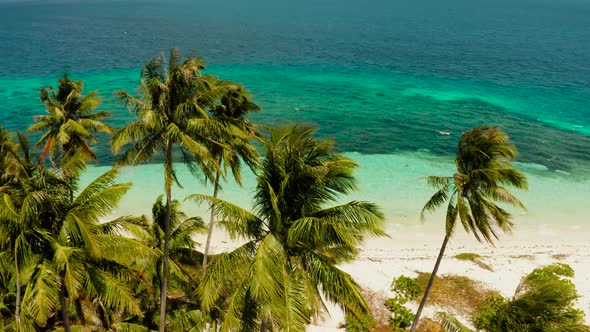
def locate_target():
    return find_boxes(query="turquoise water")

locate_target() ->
[80,153,590,231]
[1,0,589,228]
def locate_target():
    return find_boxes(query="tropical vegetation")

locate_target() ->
[28,74,112,167]
[111,48,251,331]
[0,49,586,332]
[435,263,590,332]
[187,124,386,331]
[410,125,528,331]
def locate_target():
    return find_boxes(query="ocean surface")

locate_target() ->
[1,0,589,230]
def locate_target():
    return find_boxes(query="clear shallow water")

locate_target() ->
[1,0,589,226]
[81,153,590,229]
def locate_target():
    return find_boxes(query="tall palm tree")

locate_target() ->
[188,124,386,331]
[27,75,112,166]
[124,196,206,330]
[111,48,232,332]
[201,81,261,273]
[410,125,527,331]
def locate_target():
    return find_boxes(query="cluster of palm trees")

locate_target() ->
[0,49,386,331]
[0,48,535,331]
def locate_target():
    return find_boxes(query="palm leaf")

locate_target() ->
[435,312,473,332]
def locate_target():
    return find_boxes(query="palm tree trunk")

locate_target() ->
[75,299,88,331]
[59,283,71,332]
[98,300,110,330]
[202,170,221,273]
[14,259,21,331]
[410,234,450,332]
[159,140,173,332]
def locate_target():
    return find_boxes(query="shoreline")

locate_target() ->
[88,151,590,227]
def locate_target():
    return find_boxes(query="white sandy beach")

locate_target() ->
[195,223,590,331]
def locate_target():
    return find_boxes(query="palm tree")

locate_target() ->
[201,81,261,273]
[0,132,54,331]
[27,75,112,167]
[188,124,386,331]
[21,163,143,332]
[111,48,232,331]
[1,141,143,332]
[410,125,527,331]
[124,196,206,330]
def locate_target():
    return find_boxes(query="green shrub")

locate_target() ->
[473,263,588,331]
[391,275,422,300]
[384,275,422,329]
[473,294,506,330]
[384,297,415,329]
[344,311,376,332]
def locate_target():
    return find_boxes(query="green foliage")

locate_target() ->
[385,297,415,329]
[474,263,589,332]
[112,48,234,331]
[385,275,422,329]
[436,312,472,332]
[523,262,574,285]
[344,310,376,332]
[201,80,261,273]
[414,126,527,330]
[28,74,112,165]
[391,275,422,301]
[190,124,386,331]
[422,125,528,243]
[472,294,506,330]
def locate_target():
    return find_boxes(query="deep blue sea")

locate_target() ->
[1,0,589,226]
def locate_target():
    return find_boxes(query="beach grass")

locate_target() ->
[415,272,497,315]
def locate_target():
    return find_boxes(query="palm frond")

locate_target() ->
[421,178,452,222]
[435,312,473,332]
[22,261,59,326]
[185,194,264,239]
[302,251,369,318]
[199,241,257,312]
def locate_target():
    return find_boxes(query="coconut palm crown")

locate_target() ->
[28,75,112,165]
[188,124,386,331]
[410,125,528,331]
